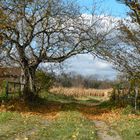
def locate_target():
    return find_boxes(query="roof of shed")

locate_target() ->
[0,67,21,78]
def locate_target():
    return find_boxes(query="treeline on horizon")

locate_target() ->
[45,71,117,89]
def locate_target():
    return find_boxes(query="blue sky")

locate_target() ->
[62,0,129,80]
[78,0,129,17]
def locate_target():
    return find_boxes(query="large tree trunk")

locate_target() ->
[21,66,37,101]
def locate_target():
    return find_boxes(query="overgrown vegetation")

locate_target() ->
[109,77,140,111]
[35,70,54,94]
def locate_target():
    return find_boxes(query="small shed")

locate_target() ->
[0,67,22,93]
[0,67,21,82]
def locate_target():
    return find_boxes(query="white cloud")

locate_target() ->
[82,13,121,29]
[63,54,117,80]
[94,61,111,69]
[41,54,117,80]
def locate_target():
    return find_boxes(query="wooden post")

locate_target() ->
[13,82,16,94]
[18,83,21,96]
[134,86,138,111]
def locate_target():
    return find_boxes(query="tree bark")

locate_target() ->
[21,66,37,101]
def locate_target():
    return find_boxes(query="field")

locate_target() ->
[50,87,112,98]
[0,87,140,140]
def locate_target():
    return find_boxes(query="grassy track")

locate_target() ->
[37,111,97,140]
[0,110,97,140]
[1,92,140,140]
[0,92,98,140]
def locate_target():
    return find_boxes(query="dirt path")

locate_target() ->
[93,120,122,140]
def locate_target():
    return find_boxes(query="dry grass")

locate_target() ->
[50,87,112,98]
[0,99,61,120]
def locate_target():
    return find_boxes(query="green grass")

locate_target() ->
[0,111,44,140]
[111,116,140,140]
[0,110,97,140]
[43,92,76,103]
[98,103,140,140]
[91,99,140,140]
[2,91,140,140]
[0,91,103,140]
[36,111,97,140]
[0,91,98,140]
[40,92,100,105]
[98,100,116,109]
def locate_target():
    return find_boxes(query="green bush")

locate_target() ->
[35,70,54,93]
[0,80,6,90]
[122,105,134,115]
[0,80,6,94]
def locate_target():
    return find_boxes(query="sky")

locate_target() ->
[62,0,129,80]
[78,0,129,17]
[64,54,117,80]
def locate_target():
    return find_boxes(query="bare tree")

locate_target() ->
[102,0,140,78]
[92,0,140,78]
[0,0,110,100]
[117,0,140,24]
[88,0,140,109]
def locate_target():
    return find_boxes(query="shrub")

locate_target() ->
[35,70,54,93]
[0,80,6,94]
[122,105,134,115]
